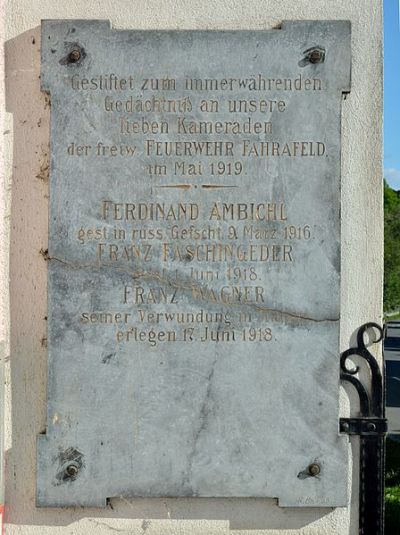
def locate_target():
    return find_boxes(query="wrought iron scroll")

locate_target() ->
[340,322,387,535]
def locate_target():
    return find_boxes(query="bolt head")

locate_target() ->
[65,464,79,477]
[308,463,321,476]
[308,49,323,64]
[367,422,377,431]
[68,49,81,63]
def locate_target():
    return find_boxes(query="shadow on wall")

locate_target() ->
[4,25,353,533]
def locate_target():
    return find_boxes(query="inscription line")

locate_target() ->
[153,184,239,189]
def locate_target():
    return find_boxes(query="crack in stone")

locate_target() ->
[48,256,339,324]
[254,304,339,323]
[184,351,218,493]
[87,519,129,533]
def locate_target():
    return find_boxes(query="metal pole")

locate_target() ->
[340,323,387,535]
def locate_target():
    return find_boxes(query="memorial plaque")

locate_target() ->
[38,20,351,507]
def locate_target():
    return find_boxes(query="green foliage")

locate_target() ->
[386,438,400,534]
[386,485,400,534]
[385,312,400,321]
[386,438,400,486]
[384,181,400,311]
[384,182,400,528]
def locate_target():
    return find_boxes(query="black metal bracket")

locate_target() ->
[339,323,386,535]
[340,417,388,436]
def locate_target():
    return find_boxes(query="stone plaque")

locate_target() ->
[38,20,351,507]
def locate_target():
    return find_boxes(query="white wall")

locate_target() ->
[1,1,383,533]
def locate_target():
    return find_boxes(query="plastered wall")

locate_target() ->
[1,1,383,534]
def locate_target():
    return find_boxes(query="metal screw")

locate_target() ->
[308,49,323,64]
[68,49,81,63]
[367,422,376,431]
[342,422,350,432]
[65,464,79,477]
[308,463,321,477]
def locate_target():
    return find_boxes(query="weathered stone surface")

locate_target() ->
[38,20,351,507]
